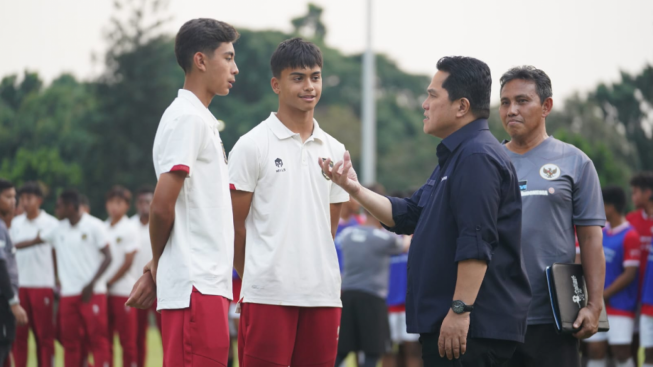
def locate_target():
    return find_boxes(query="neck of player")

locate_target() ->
[69,212,83,226]
[26,208,40,221]
[110,215,123,227]
[276,104,314,142]
[607,214,626,229]
[507,121,549,154]
[139,213,149,225]
[183,78,214,108]
[645,201,653,217]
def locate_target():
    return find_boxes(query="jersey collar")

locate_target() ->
[266,112,325,143]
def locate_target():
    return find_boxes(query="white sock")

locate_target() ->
[615,358,634,367]
[587,360,607,367]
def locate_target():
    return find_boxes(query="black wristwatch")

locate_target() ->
[451,300,474,314]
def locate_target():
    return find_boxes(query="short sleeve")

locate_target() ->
[155,115,206,177]
[623,230,641,267]
[91,222,109,250]
[40,225,58,247]
[573,159,606,227]
[228,136,259,192]
[449,154,504,263]
[0,229,7,260]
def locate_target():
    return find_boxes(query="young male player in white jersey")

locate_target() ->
[130,185,159,367]
[11,182,58,367]
[229,37,348,366]
[20,189,113,367]
[126,18,239,367]
[104,186,140,367]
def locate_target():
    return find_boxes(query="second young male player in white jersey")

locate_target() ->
[104,186,140,367]
[11,182,58,367]
[229,37,348,366]
[126,18,239,367]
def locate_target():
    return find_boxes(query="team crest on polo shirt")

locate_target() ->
[321,158,334,181]
[275,158,286,173]
[81,233,88,240]
[116,237,122,244]
[221,142,228,164]
[540,164,561,180]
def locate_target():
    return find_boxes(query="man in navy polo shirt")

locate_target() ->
[320,56,531,366]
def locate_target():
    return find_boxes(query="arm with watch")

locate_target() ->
[438,259,486,361]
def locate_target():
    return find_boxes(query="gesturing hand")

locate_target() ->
[438,310,470,360]
[318,151,362,195]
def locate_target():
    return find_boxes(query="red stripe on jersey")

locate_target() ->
[170,165,190,174]
[388,304,406,313]
[229,184,236,190]
[606,306,635,318]
[642,304,653,317]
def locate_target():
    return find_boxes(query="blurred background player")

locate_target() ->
[336,183,409,367]
[640,190,653,367]
[130,185,159,367]
[104,186,140,367]
[11,182,58,367]
[335,197,364,272]
[383,191,421,367]
[18,190,112,367]
[0,179,28,365]
[586,186,640,367]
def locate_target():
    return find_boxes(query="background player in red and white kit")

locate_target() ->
[586,186,641,367]
[126,18,239,367]
[104,186,140,367]
[130,185,159,367]
[20,190,113,367]
[229,38,348,366]
[627,172,653,292]
[11,182,58,367]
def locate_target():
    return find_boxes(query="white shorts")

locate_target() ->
[586,315,634,345]
[640,314,653,348]
[388,311,419,344]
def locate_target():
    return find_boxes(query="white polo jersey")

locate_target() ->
[10,211,59,288]
[152,89,234,310]
[228,112,349,307]
[41,213,110,297]
[131,215,151,279]
[105,216,140,297]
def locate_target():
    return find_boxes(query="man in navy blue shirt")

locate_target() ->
[320,56,531,366]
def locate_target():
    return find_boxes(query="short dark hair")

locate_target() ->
[137,185,154,196]
[18,181,43,198]
[175,18,240,74]
[602,186,627,214]
[270,38,323,78]
[106,185,132,204]
[630,172,653,191]
[0,179,14,195]
[500,66,553,104]
[60,189,80,211]
[436,56,492,119]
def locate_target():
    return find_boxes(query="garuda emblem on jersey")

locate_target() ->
[540,164,561,180]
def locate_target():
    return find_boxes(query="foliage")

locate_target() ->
[0,2,649,215]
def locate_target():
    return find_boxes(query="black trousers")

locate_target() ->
[502,324,580,367]
[420,332,518,367]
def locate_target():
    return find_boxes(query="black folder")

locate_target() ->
[545,263,609,333]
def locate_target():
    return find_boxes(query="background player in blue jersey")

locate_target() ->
[586,186,641,367]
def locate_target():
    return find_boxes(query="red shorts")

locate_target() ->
[238,303,341,367]
[160,288,230,367]
[108,295,138,367]
[58,294,111,367]
[136,300,161,367]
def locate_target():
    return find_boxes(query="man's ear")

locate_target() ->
[271,77,280,95]
[192,51,208,73]
[456,98,472,118]
[542,97,553,118]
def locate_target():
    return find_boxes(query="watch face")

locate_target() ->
[452,301,464,314]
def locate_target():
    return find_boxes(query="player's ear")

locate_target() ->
[271,77,280,95]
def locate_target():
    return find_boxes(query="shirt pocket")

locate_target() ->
[417,180,436,208]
